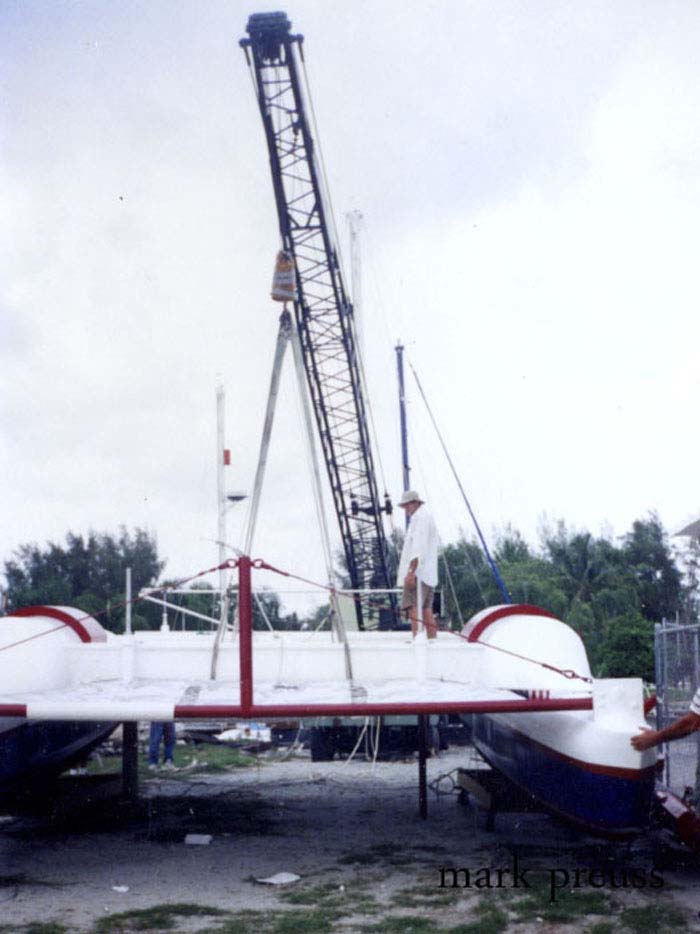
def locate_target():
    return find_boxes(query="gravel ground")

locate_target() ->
[0,747,699,933]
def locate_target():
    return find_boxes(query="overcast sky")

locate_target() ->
[2,1,699,613]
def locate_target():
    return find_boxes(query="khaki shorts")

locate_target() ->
[402,580,434,613]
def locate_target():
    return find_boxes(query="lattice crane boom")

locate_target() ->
[240,12,395,629]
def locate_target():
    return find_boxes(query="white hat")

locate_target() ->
[398,489,423,507]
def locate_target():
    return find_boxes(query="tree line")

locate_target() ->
[2,513,697,681]
[442,512,695,681]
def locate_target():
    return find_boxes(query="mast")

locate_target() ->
[395,343,410,525]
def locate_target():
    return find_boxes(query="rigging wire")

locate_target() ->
[409,412,475,622]
[407,361,511,605]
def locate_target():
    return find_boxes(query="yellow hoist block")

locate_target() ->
[271,250,297,303]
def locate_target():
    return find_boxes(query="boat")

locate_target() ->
[0,606,115,796]
[0,12,658,837]
[0,571,656,835]
[462,603,656,838]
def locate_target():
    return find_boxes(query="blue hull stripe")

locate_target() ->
[472,715,655,836]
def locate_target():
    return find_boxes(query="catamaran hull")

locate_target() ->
[459,604,656,838]
[0,717,115,796]
[470,712,656,838]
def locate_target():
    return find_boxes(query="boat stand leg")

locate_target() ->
[122,721,139,802]
[418,714,428,820]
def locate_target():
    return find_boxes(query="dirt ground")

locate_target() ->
[0,747,699,933]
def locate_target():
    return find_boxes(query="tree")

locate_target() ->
[622,512,682,623]
[596,611,655,682]
[3,528,165,633]
[678,536,700,626]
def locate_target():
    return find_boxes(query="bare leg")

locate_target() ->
[424,607,437,639]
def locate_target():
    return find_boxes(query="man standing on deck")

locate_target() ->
[397,490,439,639]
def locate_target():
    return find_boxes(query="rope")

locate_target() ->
[255,559,593,685]
[429,768,460,799]
[0,624,69,654]
[3,559,239,654]
[4,551,591,687]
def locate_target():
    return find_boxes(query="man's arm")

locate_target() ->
[631,711,700,751]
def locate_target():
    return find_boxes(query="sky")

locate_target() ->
[2,0,700,615]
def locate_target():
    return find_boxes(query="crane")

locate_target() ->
[240,12,396,630]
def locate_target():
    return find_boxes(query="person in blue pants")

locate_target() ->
[148,721,176,770]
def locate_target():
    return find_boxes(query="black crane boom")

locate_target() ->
[241,12,395,629]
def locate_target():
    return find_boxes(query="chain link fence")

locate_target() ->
[654,618,700,802]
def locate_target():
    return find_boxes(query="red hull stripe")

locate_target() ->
[12,606,103,644]
[494,717,656,782]
[464,604,557,643]
[173,698,592,719]
[0,705,28,717]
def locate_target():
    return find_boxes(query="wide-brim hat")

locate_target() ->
[398,489,423,507]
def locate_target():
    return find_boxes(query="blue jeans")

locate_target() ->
[148,721,176,765]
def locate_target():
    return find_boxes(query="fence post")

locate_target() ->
[661,619,671,787]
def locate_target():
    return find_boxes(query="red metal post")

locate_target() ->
[239,555,253,715]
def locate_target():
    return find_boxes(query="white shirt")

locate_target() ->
[397,505,439,588]
[690,688,700,716]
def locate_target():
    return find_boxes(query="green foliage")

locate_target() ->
[252,590,302,631]
[596,611,656,680]
[618,902,689,932]
[442,513,688,679]
[94,903,227,933]
[3,527,165,633]
[622,513,682,622]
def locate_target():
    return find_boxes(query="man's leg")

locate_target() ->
[417,582,437,639]
[148,722,163,766]
[402,581,418,636]
[424,606,437,639]
[163,722,176,764]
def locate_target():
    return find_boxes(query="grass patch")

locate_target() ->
[197,907,344,934]
[88,745,257,778]
[94,903,228,933]
[24,925,71,934]
[619,903,690,933]
[588,924,615,934]
[278,881,345,906]
[445,900,509,934]
[356,918,436,933]
[508,871,610,924]
[269,909,340,933]
[196,911,266,934]
[389,884,460,909]
[278,878,380,917]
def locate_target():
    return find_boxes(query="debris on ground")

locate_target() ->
[255,872,301,885]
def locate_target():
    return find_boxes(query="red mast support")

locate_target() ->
[238,555,253,714]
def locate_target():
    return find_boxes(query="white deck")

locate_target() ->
[0,620,593,720]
